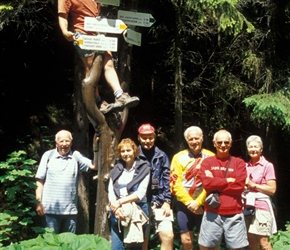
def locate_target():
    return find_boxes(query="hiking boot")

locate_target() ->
[114,92,140,110]
[99,100,113,114]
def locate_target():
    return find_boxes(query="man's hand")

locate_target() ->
[205,170,213,177]
[63,31,76,42]
[194,206,204,215]
[187,200,199,213]
[36,203,45,216]
[161,202,171,217]
[227,177,235,183]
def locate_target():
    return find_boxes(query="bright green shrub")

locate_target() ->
[0,232,111,250]
[271,221,290,250]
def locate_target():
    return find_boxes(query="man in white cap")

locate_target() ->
[138,124,174,250]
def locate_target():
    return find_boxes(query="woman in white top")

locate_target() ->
[108,138,150,250]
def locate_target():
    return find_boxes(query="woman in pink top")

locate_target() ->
[244,135,276,250]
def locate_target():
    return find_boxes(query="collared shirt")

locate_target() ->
[170,148,215,206]
[246,156,276,210]
[35,149,92,214]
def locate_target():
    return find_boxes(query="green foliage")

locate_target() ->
[0,232,111,250]
[271,221,290,250]
[0,4,13,12]
[0,151,40,247]
[243,91,290,130]
[178,0,255,36]
[242,50,263,80]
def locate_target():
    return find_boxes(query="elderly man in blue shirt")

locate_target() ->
[35,130,97,233]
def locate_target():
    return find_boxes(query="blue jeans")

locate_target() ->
[111,202,149,250]
[45,214,77,234]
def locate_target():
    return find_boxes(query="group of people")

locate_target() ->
[108,126,277,250]
[34,1,277,249]
[35,125,277,250]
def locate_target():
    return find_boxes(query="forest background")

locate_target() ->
[1,0,290,241]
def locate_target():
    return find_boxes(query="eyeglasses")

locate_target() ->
[216,141,230,145]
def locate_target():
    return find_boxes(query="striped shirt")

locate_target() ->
[35,149,91,214]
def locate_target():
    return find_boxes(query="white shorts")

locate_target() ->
[145,204,173,237]
[246,208,273,236]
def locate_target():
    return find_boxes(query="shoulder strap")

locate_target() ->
[46,149,55,169]
[223,156,232,177]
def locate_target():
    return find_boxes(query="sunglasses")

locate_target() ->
[216,141,230,145]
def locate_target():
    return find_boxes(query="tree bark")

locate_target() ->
[174,6,184,151]
[81,54,128,239]
[73,55,91,234]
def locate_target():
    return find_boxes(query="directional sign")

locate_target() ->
[76,34,118,52]
[123,29,142,46]
[117,10,156,27]
[95,0,120,6]
[84,17,127,34]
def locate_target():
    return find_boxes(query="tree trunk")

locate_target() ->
[174,6,184,151]
[81,54,129,240]
[75,0,136,239]
[73,54,91,234]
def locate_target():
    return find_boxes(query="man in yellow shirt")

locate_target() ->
[170,126,214,250]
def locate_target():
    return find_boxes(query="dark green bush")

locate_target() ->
[0,151,41,247]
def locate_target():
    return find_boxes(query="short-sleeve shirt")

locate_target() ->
[246,156,276,211]
[35,149,91,214]
[58,0,101,34]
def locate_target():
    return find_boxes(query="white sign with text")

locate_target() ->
[118,10,156,27]
[76,34,118,52]
[84,17,127,34]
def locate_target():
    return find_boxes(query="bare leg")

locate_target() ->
[159,230,174,250]
[180,231,193,250]
[81,54,94,79]
[259,235,272,250]
[199,245,219,250]
[103,51,121,92]
[247,232,259,250]
[142,236,148,250]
